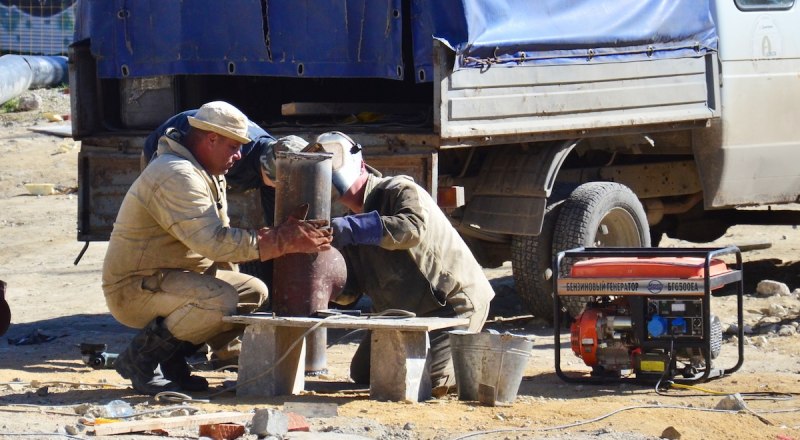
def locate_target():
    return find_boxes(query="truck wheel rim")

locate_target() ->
[593,207,643,247]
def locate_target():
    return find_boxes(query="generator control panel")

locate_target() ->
[646,298,703,339]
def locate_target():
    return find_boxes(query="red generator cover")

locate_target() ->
[570,257,729,279]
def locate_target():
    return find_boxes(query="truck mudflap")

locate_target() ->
[77,145,140,241]
[461,140,576,237]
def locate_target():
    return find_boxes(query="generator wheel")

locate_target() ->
[511,200,563,323]
[553,182,650,318]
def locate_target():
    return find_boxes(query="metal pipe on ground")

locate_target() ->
[272,151,347,375]
[0,55,68,105]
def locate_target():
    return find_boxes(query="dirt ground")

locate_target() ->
[1,88,799,440]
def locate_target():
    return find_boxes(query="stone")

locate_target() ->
[756,280,790,297]
[768,303,787,318]
[661,426,681,439]
[250,409,288,438]
[778,325,796,337]
[715,393,746,411]
[17,93,42,111]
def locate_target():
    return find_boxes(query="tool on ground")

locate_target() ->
[554,246,744,384]
[0,280,10,337]
[80,343,119,369]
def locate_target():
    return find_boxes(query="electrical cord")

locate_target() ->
[653,339,793,402]
[449,403,775,440]
[0,380,126,389]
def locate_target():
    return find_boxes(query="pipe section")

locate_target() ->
[273,151,346,374]
[0,55,68,105]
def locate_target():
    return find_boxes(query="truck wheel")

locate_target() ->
[511,200,562,323]
[553,182,650,318]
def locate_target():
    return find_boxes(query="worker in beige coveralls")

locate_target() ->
[102,101,332,395]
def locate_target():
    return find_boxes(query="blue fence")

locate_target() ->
[0,0,77,55]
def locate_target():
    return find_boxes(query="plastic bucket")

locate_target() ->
[449,330,533,405]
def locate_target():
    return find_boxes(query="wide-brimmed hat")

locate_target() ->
[187,101,251,144]
[260,135,310,180]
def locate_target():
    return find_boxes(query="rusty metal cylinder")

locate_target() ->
[273,151,346,374]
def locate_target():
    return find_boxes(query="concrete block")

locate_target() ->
[250,409,288,438]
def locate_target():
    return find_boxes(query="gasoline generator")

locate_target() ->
[553,246,744,384]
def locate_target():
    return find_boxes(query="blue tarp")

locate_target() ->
[74,0,717,82]
[451,0,718,68]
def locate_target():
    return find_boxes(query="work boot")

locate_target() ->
[208,337,241,372]
[160,342,209,392]
[114,318,181,395]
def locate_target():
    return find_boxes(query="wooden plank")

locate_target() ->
[281,102,425,116]
[223,315,469,332]
[92,412,252,436]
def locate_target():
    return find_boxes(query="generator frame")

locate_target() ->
[553,246,744,384]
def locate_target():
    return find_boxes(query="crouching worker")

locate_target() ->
[102,101,332,395]
[311,131,495,391]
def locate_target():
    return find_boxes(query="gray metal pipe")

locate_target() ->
[0,55,68,105]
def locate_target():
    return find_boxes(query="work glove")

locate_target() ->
[257,204,332,261]
[330,211,383,249]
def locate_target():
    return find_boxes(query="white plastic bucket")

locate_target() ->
[449,330,533,405]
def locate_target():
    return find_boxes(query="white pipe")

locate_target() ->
[0,54,68,105]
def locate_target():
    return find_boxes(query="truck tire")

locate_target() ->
[552,182,650,318]
[511,200,563,323]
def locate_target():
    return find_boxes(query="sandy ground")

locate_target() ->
[1,89,800,440]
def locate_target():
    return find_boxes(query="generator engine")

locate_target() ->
[570,297,722,381]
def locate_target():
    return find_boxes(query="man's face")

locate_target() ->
[198,132,243,175]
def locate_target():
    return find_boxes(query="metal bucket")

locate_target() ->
[449,330,533,405]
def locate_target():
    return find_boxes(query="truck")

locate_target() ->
[69,0,800,320]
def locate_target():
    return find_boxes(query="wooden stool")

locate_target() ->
[222,315,469,401]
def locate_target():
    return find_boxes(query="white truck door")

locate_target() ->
[702,0,800,206]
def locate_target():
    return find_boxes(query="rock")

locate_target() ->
[661,426,682,439]
[403,422,415,430]
[250,409,288,438]
[17,93,42,111]
[778,325,796,337]
[731,322,757,334]
[758,323,779,335]
[767,304,787,318]
[715,393,746,411]
[753,336,769,347]
[756,280,790,297]
[64,425,79,435]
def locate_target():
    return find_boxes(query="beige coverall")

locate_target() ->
[102,134,267,346]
